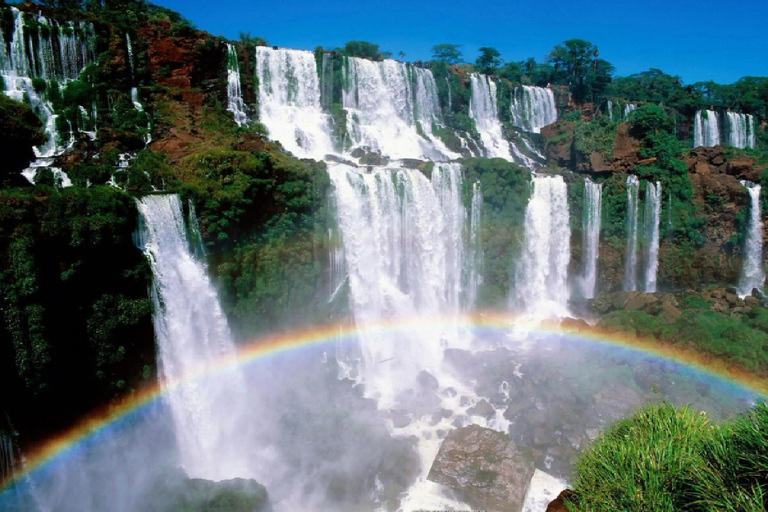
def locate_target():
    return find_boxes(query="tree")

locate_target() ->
[0,95,47,183]
[476,47,502,75]
[343,41,383,61]
[431,44,462,65]
[548,39,613,103]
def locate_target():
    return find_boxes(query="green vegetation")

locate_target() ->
[547,39,614,103]
[567,402,768,512]
[0,95,47,180]
[431,43,463,65]
[475,47,502,75]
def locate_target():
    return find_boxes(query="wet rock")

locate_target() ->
[468,399,496,420]
[591,384,644,421]
[560,317,590,332]
[389,409,411,429]
[427,424,535,512]
[546,489,576,512]
[745,295,760,308]
[400,158,425,169]
[712,300,729,313]
[431,408,453,425]
[585,428,601,441]
[417,370,439,391]
[660,302,682,324]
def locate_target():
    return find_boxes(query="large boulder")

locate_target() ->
[427,424,535,512]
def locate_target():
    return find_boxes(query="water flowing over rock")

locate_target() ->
[343,57,455,160]
[226,43,248,126]
[623,175,640,291]
[0,7,95,157]
[328,162,470,404]
[695,110,756,149]
[606,100,636,122]
[515,175,571,316]
[726,112,756,149]
[467,182,483,308]
[694,110,721,148]
[255,46,335,159]
[136,194,249,481]
[643,181,662,292]
[510,86,557,134]
[580,179,602,299]
[470,73,511,160]
[737,181,765,297]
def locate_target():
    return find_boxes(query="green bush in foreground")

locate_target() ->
[567,402,768,511]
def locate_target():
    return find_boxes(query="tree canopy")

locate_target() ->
[475,47,502,75]
[431,44,462,65]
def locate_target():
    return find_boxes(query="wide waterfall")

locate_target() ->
[343,57,455,160]
[510,85,557,134]
[515,175,571,316]
[643,181,662,293]
[255,47,335,159]
[623,175,640,291]
[694,110,721,148]
[467,182,483,308]
[226,43,248,126]
[580,179,602,299]
[726,112,756,149]
[0,7,95,157]
[737,181,765,297]
[136,194,249,482]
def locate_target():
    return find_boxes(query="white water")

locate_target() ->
[515,175,571,316]
[727,112,756,149]
[136,194,249,481]
[0,7,95,158]
[343,57,456,160]
[510,86,557,134]
[623,103,636,119]
[255,46,335,159]
[737,181,765,297]
[643,181,662,293]
[466,182,483,309]
[623,175,640,291]
[226,44,248,126]
[469,73,511,160]
[694,110,721,148]
[580,178,602,299]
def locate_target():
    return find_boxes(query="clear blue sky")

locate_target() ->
[155,0,766,84]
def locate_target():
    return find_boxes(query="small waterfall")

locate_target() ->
[320,51,334,111]
[726,112,756,149]
[469,73,510,159]
[0,432,14,484]
[623,175,640,291]
[580,178,602,299]
[466,182,483,309]
[136,194,249,481]
[226,43,248,126]
[126,32,136,83]
[510,85,557,134]
[737,181,765,297]
[342,57,454,160]
[515,175,571,315]
[623,103,636,119]
[643,181,662,293]
[694,110,721,148]
[255,46,335,159]
[328,162,467,405]
[607,100,613,121]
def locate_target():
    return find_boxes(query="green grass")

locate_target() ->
[568,402,768,512]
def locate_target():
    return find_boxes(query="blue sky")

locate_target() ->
[156,0,766,84]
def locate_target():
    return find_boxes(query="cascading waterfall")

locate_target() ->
[510,85,557,134]
[328,162,467,405]
[580,178,602,299]
[466,182,483,308]
[226,43,248,126]
[623,175,640,291]
[342,57,455,160]
[737,181,765,297]
[255,46,335,159]
[515,175,571,315]
[469,73,510,160]
[136,194,249,481]
[0,7,95,158]
[643,181,662,293]
[623,103,636,119]
[694,109,721,148]
[726,112,756,149]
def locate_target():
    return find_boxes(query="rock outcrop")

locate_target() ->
[428,424,535,512]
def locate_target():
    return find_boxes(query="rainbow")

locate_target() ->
[1,311,766,494]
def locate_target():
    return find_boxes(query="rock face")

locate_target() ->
[428,424,535,512]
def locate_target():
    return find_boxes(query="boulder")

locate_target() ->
[546,489,577,512]
[428,424,535,512]
[659,302,682,324]
[468,399,496,420]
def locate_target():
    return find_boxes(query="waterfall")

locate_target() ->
[255,46,335,159]
[226,43,248,126]
[136,194,249,481]
[623,175,640,291]
[510,85,557,134]
[643,181,662,293]
[0,7,95,157]
[126,32,136,83]
[623,103,636,119]
[580,178,602,299]
[466,182,483,308]
[694,110,721,148]
[0,433,14,484]
[342,57,455,160]
[328,162,468,405]
[737,181,765,297]
[469,73,510,160]
[515,175,571,316]
[726,112,756,149]
[320,52,334,111]
[607,100,613,121]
